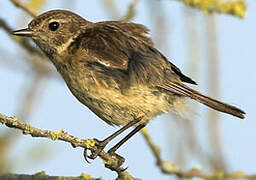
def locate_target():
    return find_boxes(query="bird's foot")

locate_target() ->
[83,138,127,172]
[104,150,127,172]
[83,138,106,163]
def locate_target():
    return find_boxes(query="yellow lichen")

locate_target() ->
[49,129,65,140]
[13,116,19,121]
[140,127,148,134]
[231,171,246,178]
[80,173,93,180]
[84,139,95,149]
[23,123,33,134]
[49,131,58,140]
[179,0,246,18]
[12,116,19,126]
[161,161,180,173]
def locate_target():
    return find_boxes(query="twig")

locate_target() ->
[0,113,140,179]
[0,18,13,33]
[101,0,120,19]
[140,128,256,179]
[101,0,139,21]
[16,75,46,121]
[183,6,216,168]
[10,0,37,17]
[121,0,139,22]
[176,0,246,18]
[0,172,101,180]
[205,15,227,171]
[0,18,44,57]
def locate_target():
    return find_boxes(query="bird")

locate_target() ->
[13,9,245,165]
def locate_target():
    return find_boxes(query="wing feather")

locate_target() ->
[70,21,197,86]
[74,21,152,70]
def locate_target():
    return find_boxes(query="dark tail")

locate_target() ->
[159,82,246,119]
[192,90,245,119]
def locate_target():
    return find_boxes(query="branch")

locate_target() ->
[121,0,139,22]
[0,172,141,180]
[0,18,44,57]
[0,18,57,78]
[177,0,246,18]
[10,0,37,17]
[0,113,140,180]
[1,112,254,179]
[140,128,256,179]
[0,172,101,180]
[205,14,227,171]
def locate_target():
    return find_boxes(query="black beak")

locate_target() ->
[12,28,34,37]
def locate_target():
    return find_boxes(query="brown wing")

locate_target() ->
[76,21,153,70]
[70,20,197,88]
[98,21,153,46]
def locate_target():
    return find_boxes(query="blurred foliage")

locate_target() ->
[121,0,139,21]
[179,0,246,18]
[27,0,47,13]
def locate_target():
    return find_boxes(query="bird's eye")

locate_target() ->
[49,21,59,31]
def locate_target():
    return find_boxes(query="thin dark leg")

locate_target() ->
[104,124,146,171]
[108,124,146,154]
[100,117,143,147]
[85,117,143,160]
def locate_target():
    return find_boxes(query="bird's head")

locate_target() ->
[13,10,91,59]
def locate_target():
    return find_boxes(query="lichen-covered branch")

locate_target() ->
[0,172,141,180]
[0,172,101,180]
[177,0,246,18]
[140,128,256,179]
[2,108,249,180]
[0,113,140,180]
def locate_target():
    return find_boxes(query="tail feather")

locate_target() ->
[192,90,245,119]
[159,82,245,119]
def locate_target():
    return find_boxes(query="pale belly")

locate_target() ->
[59,63,180,126]
[68,82,179,126]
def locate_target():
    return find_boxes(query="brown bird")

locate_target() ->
[13,10,245,165]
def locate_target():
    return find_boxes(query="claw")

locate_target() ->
[88,150,98,159]
[83,138,106,163]
[121,166,128,172]
[83,138,127,172]
[83,148,91,163]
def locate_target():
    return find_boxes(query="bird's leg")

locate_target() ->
[84,117,143,161]
[104,124,146,170]
[108,124,146,154]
